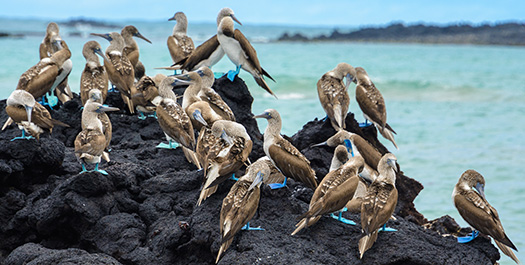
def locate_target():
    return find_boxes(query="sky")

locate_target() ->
[1,0,524,26]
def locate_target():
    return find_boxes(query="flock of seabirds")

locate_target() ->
[1,7,520,264]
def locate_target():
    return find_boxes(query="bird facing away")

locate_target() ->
[197,120,253,205]
[317,63,357,131]
[75,100,119,175]
[292,147,364,235]
[167,12,195,65]
[91,32,135,113]
[254,109,318,189]
[4,90,68,140]
[354,67,398,149]
[453,170,520,264]
[359,153,398,259]
[132,75,160,119]
[39,22,74,104]
[216,7,277,98]
[84,89,113,161]
[80,41,108,105]
[121,25,152,80]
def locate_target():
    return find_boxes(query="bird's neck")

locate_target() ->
[218,17,234,34]
[264,117,282,139]
[173,20,187,35]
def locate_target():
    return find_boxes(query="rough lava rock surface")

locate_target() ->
[0,76,499,264]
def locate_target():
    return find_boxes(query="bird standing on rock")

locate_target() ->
[216,7,277,97]
[4,90,69,140]
[254,109,317,190]
[216,159,270,263]
[75,100,119,175]
[317,63,357,131]
[292,145,364,235]
[355,67,398,149]
[91,32,135,114]
[80,41,108,105]
[453,170,520,264]
[358,153,398,259]
[39,22,74,105]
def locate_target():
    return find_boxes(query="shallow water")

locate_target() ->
[1,18,524,264]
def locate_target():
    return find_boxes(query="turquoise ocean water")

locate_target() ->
[1,18,524,264]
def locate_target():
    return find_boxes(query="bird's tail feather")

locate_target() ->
[358,231,378,259]
[183,147,202,169]
[254,76,277,99]
[495,240,521,265]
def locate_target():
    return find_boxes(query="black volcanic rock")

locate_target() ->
[278,21,525,46]
[0,76,500,264]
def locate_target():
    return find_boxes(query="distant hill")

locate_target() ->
[277,22,525,46]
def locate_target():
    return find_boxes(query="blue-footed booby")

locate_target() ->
[121,25,151,80]
[179,69,235,130]
[39,22,73,105]
[16,39,71,107]
[317,63,357,131]
[292,145,364,235]
[80,41,108,105]
[91,32,135,113]
[254,109,318,189]
[132,75,159,119]
[4,90,68,140]
[453,170,520,264]
[216,159,270,263]
[355,67,398,149]
[167,12,195,67]
[359,153,398,259]
[84,89,113,162]
[216,8,276,97]
[197,120,252,205]
[154,76,201,168]
[75,100,119,175]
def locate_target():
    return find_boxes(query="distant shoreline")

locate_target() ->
[277,22,525,46]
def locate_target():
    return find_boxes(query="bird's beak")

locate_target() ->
[25,105,33,123]
[221,130,233,145]
[345,73,355,90]
[168,16,176,21]
[94,48,108,61]
[310,141,328,148]
[91,33,111,41]
[98,105,120,113]
[192,110,208,127]
[253,112,268,119]
[135,32,152,44]
[170,78,191,87]
[52,39,63,50]
[248,171,264,190]
[474,182,486,200]
[231,14,242,26]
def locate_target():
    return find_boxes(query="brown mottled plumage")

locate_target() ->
[292,146,364,235]
[359,153,398,259]
[317,63,356,131]
[453,170,520,264]
[80,41,108,105]
[254,109,318,189]
[121,25,151,80]
[167,12,195,65]
[355,67,398,149]
[216,160,269,263]
[4,90,68,140]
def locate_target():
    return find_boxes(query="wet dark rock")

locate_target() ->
[0,76,499,264]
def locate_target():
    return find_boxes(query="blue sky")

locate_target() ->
[1,0,524,26]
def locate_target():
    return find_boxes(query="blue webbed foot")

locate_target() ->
[149,112,158,119]
[359,119,373,128]
[457,230,479,243]
[330,208,357,225]
[137,111,147,120]
[11,130,34,141]
[39,94,58,108]
[94,163,108,175]
[230,173,239,181]
[108,84,117,93]
[156,141,179,149]
[242,222,264,231]
[225,65,241,82]
[379,224,397,232]
[268,177,287,189]
[79,164,88,174]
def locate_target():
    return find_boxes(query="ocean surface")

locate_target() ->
[1,18,524,264]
